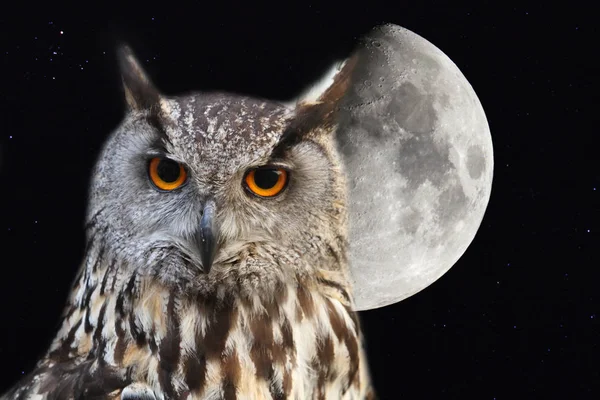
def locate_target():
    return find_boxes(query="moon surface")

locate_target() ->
[337,24,494,311]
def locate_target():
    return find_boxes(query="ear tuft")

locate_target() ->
[291,54,358,108]
[271,54,359,156]
[117,44,161,111]
[315,54,358,107]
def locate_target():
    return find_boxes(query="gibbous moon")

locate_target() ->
[338,24,494,311]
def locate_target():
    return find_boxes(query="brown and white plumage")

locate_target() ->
[2,47,375,400]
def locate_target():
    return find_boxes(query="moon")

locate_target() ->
[337,24,494,311]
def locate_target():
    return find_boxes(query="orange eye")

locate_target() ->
[244,167,289,198]
[148,157,187,191]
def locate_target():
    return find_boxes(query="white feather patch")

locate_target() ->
[283,59,348,108]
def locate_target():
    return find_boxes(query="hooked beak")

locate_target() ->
[196,200,218,274]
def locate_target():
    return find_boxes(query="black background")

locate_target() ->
[1,1,596,399]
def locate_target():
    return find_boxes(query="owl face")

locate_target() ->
[87,48,353,287]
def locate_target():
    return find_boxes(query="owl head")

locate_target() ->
[87,46,357,291]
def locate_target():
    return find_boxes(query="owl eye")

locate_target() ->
[244,167,289,198]
[148,157,187,191]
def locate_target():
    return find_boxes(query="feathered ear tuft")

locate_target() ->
[291,54,359,108]
[117,45,161,111]
[313,54,358,107]
[271,55,358,158]
[296,53,358,128]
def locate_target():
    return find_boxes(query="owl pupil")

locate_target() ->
[254,169,280,189]
[157,159,180,182]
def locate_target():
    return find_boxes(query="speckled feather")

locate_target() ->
[1,48,375,400]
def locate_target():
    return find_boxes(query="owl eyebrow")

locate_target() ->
[140,112,176,155]
[145,138,184,165]
[269,105,327,159]
[269,129,301,160]
[146,112,174,147]
[147,137,169,156]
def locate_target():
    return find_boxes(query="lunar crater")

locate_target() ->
[390,83,437,134]
[466,145,486,179]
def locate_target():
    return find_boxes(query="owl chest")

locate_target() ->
[122,290,366,399]
[49,280,367,399]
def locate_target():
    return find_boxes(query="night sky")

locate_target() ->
[1,2,596,399]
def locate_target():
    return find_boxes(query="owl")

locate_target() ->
[1,46,376,400]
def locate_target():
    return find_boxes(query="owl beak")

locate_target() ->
[197,201,218,274]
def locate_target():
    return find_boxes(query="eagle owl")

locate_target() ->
[2,47,376,400]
